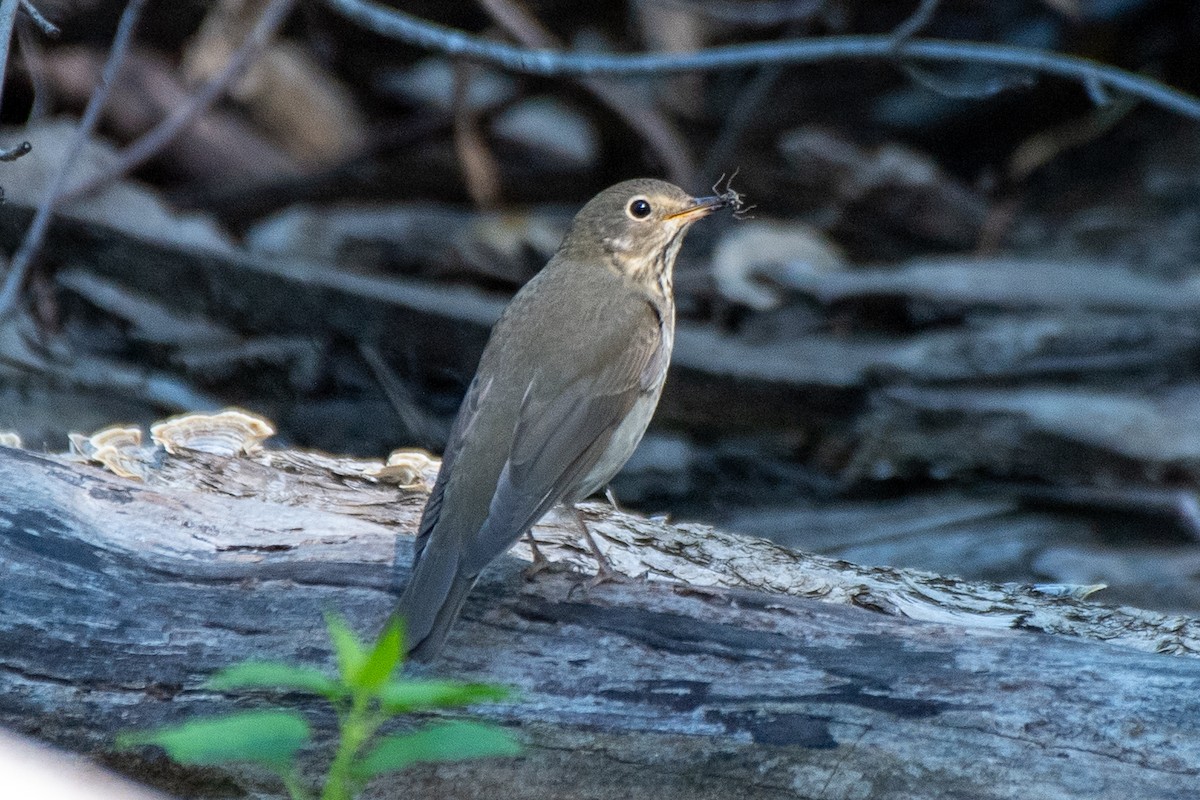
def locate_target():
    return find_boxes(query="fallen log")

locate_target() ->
[2,433,1199,799]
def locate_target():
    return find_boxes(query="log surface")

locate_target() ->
[2,444,1199,799]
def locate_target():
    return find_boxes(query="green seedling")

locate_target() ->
[119,614,519,800]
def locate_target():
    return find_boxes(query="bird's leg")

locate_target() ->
[573,506,621,589]
[522,531,552,580]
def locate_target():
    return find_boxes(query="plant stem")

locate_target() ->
[321,693,381,800]
[282,769,314,800]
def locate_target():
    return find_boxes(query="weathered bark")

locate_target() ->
[2,443,1199,799]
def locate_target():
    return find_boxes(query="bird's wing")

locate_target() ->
[411,374,493,564]
[459,310,663,575]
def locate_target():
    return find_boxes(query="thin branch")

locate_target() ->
[58,0,298,205]
[17,14,52,120]
[0,0,148,322]
[357,340,444,450]
[1083,73,1110,105]
[0,0,23,113]
[701,62,779,178]
[19,1,57,38]
[451,60,502,207]
[0,0,56,118]
[641,0,827,28]
[702,17,810,180]
[889,0,941,45]
[886,1,1031,103]
[0,139,28,160]
[324,0,1200,120]
[897,61,1035,100]
[478,0,696,187]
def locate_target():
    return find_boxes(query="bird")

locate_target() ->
[395,178,730,661]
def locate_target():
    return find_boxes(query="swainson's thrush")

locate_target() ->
[396,178,730,660]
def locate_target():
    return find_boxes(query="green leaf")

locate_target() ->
[353,721,520,779]
[117,711,310,770]
[353,616,405,693]
[324,612,366,683]
[379,680,511,713]
[206,661,342,699]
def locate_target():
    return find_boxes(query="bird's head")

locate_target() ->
[559,178,727,287]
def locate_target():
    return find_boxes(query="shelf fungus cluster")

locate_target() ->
[360,448,436,489]
[68,425,148,480]
[60,408,437,490]
[67,409,276,481]
[149,409,276,456]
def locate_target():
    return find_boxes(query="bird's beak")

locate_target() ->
[664,195,726,222]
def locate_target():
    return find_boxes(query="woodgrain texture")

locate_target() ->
[2,444,1199,798]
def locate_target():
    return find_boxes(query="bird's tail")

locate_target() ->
[394,545,478,662]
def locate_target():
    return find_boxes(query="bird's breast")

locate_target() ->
[574,311,674,501]
[575,390,662,502]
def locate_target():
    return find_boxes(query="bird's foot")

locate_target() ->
[522,559,554,581]
[568,563,628,598]
[573,507,624,580]
[522,532,553,581]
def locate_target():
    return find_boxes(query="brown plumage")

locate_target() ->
[395,178,727,660]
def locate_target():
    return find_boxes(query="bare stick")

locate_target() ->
[478,0,696,187]
[648,0,826,27]
[17,13,52,120]
[58,0,298,205]
[0,0,148,322]
[451,60,501,207]
[19,1,57,38]
[887,0,1029,101]
[324,0,1200,120]
[889,0,941,45]
[702,17,809,180]
[0,0,23,113]
[0,0,54,113]
[0,139,28,160]
[357,340,444,450]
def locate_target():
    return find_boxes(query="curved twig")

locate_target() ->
[0,0,148,322]
[0,0,55,114]
[701,16,811,179]
[646,0,826,27]
[889,0,941,45]
[887,0,1033,102]
[57,0,298,205]
[478,0,696,187]
[17,13,52,121]
[324,0,1200,120]
[0,0,23,113]
[19,0,57,38]
[0,139,29,160]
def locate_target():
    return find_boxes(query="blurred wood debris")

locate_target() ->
[182,0,367,167]
[33,47,302,187]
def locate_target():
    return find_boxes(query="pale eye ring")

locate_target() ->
[627,197,653,220]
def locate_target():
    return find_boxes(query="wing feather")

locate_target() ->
[459,307,664,573]
[411,375,493,563]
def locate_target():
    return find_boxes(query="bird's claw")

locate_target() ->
[522,558,553,581]
[567,564,628,598]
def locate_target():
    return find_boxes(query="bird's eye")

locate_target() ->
[627,198,652,220]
